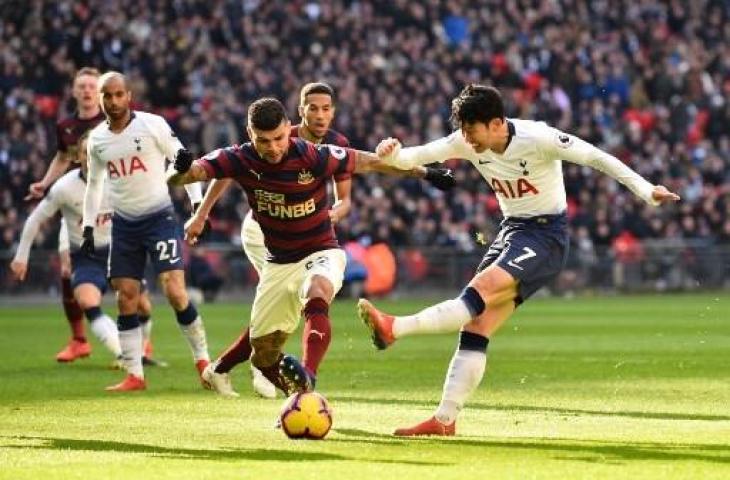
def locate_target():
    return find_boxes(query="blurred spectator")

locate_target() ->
[0,0,728,292]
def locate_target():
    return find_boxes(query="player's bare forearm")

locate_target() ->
[41,152,72,187]
[370,163,427,178]
[197,178,233,218]
[167,163,209,186]
[353,150,394,173]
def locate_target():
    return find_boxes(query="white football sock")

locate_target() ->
[179,316,210,362]
[434,349,487,425]
[141,318,152,341]
[119,327,144,378]
[393,299,473,338]
[89,313,122,357]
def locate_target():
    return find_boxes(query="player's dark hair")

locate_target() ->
[450,84,505,128]
[300,82,335,105]
[248,97,288,131]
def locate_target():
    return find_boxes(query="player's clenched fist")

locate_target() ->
[651,185,680,204]
[174,148,194,173]
[9,260,28,281]
[376,137,401,162]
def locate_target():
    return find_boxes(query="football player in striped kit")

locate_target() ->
[184,82,455,398]
[168,97,393,397]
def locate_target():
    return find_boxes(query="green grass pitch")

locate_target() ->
[1,294,728,479]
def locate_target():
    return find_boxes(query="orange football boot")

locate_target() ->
[394,416,456,437]
[56,338,91,362]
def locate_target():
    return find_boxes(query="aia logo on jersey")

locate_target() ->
[298,170,314,185]
[490,178,539,198]
[107,156,148,178]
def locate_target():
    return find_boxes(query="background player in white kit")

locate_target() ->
[82,71,210,392]
[11,132,162,369]
[361,84,680,436]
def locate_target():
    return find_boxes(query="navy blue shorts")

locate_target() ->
[109,208,184,280]
[71,247,110,293]
[477,213,569,305]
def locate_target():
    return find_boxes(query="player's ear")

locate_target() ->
[298,104,305,118]
[246,125,253,140]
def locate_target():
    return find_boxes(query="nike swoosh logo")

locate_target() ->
[478,159,491,164]
[169,256,181,263]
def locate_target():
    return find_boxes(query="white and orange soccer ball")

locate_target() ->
[279,391,333,440]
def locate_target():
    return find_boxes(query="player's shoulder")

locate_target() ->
[325,129,350,148]
[87,121,109,142]
[56,115,77,130]
[49,169,83,196]
[133,110,166,128]
[510,118,553,139]
[510,118,564,151]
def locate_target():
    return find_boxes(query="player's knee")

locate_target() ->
[469,267,516,304]
[137,295,152,316]
[304,275,334,302]
[113,282,139,311]
[160,275,187,309]
[250,331,288,369]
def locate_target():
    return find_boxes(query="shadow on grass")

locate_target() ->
[3,436,443,466]
[333,428,730,465]
[331,395,730,422]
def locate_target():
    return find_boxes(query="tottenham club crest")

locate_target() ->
[298,169,314,185]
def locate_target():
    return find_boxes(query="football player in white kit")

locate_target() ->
[81,72,210,392]
[11,132,122,365]
[359,84,680,436]
[11,132,163,370]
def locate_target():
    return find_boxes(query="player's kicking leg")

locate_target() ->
[390,224,561,436]
[357,284,485,350]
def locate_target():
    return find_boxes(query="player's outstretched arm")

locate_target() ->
[25,151,71,200]
[167,162,209,186]
[184,178,232,245]
[11,197,59,281]
[375,134,467,170]
[550,129,680,206]
[368,163,456,191]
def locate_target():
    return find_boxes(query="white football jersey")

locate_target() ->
[14,169,112,263]
[84,111,182,220]
[395,118,657,218]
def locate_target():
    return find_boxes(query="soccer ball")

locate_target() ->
[279,391,333,440]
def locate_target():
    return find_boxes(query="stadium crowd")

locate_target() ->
[1,0,729,289]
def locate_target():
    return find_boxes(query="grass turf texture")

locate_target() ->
[0,294,728,479]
